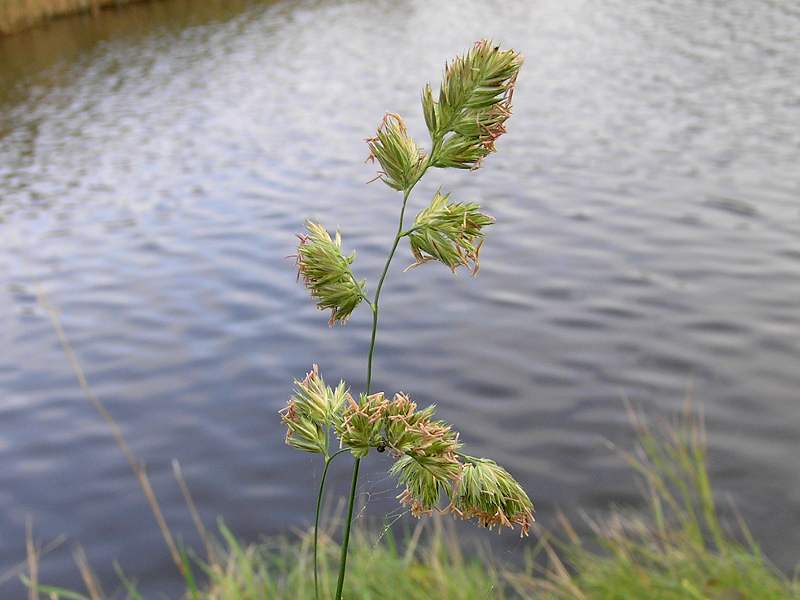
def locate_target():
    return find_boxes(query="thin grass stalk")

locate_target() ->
[334,457,361,600]
[2,535,64,589]
[365,186,410,392]
[403,518,426,565]
[37,289,184,574]
[172,459,218,565]
[334,162,430,600]
[25,518,38,600]
[74,547,103,600]
[314,448,348,600]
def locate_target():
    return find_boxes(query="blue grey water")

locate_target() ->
[1,0,799,595]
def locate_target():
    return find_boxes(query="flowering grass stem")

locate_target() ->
[286,40,527,600]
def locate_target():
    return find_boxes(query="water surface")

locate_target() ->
[1,0,799,595]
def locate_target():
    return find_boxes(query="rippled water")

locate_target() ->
[1,0,799,595]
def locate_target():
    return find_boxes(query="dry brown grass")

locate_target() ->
[38,290,184,574]
[0,0,146,35]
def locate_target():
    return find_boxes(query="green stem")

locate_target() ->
[333,456,361,600]
[365,189,411,393]
[335,164,430,600]
[314,448,349,600]
[398,224,422,238]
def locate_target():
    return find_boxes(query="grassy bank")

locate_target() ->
[0,0,146,35]
[29,407,800,599]
[23,295,799,598]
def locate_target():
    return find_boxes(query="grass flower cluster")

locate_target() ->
[367,113,427,191]
[295,222,365,326]
[406,191,494,274]
[286,366,535,534]
[451,457,534,535]
[425,39,522,169]
[280,365,348,455]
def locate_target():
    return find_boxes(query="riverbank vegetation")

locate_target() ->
[192,416,800,600]
[24,300,800,599]
[26,405,799,599]
[0,0,143,34]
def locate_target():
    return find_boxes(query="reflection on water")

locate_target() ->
[1,0,799,594]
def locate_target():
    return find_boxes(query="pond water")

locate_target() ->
[1,0,799,595]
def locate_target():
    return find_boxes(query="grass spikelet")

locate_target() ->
[450,456,534,537]
[280,365,348,455]
[295,222,366,326]
[366,113,427,192]
[426,40,523,169]
[406,191,494,274]
[336,392,388,458]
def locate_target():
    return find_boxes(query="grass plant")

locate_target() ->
[284,39,529,600]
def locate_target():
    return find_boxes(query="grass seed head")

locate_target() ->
[336,392,389,458]
[426,39,523,169]
[295,221,366,326]
[407,191,494,275]
[449,456,534,537]
[366,113,428,191]
[280,365,349,455]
